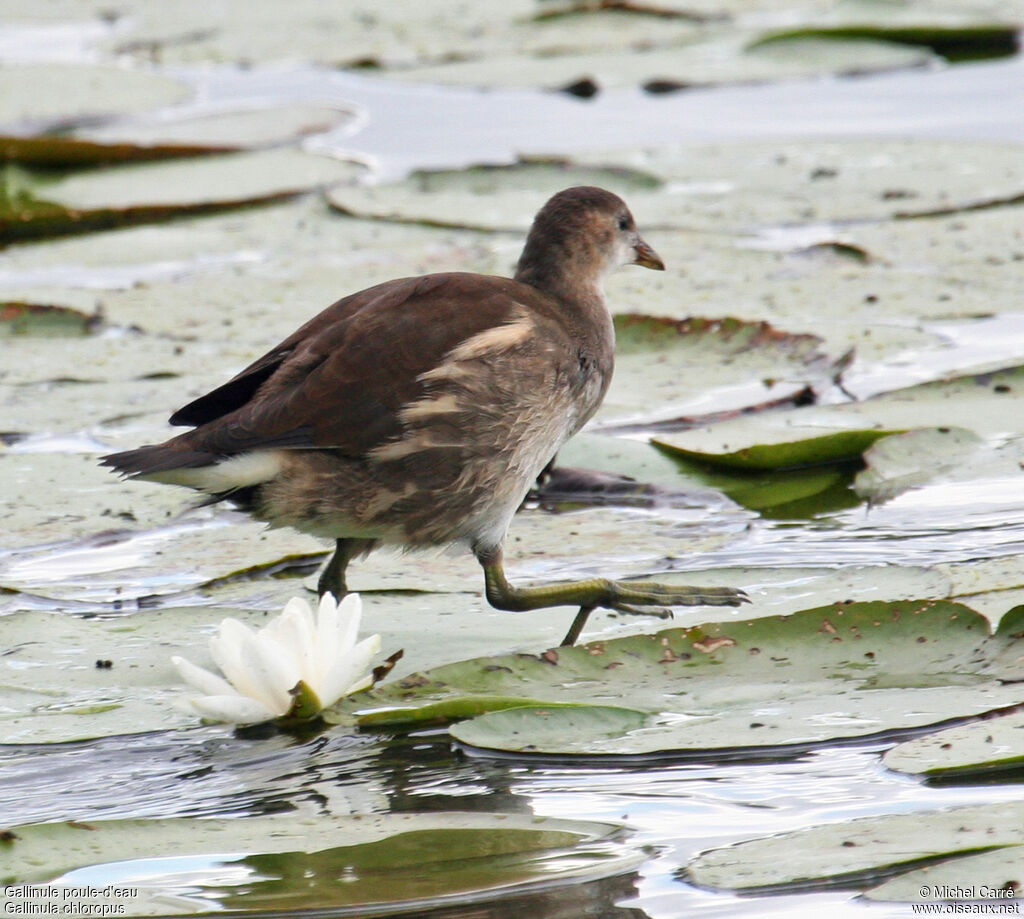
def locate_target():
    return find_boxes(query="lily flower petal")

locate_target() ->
[209,619,264,701]
[208,624,282,714]
[281,597,318,674]
[184,693,279,725]
[172,655,236,698]
[172,593,384,725]
[319,633,382,709]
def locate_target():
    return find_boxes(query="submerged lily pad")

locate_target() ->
[882,708,1024,779]
[335,600,1024,755]
[0,811,642,915]
[683,800,1024,894]
[0,149,364,242]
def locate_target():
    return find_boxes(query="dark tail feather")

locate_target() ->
[100,443,218,478]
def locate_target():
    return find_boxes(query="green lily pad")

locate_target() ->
[683,800,1024,894]
[0,811,643,915]
[450,705,649,753]
[3,577,685,744]
[653,429,899,472]
[865,846,1024,902]
[695,464,863,518]
[333,601,1024,755]
[0,149,364,242]
[327,137,1024,238]
[0,63,190,128]
[0,301,101,337]
[749,24,1019,63]
[854,427,983,504]
[882,710,1024,779]
[652,363,1024,470]
[548,433,861,520]
[1,105,357,166]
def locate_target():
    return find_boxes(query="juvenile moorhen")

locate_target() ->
[103,186,747,645]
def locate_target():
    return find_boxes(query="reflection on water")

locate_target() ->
[2,724,1021,918]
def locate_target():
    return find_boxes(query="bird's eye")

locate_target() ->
[617,215,630,231]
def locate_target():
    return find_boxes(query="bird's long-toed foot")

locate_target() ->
[477,548,748,646]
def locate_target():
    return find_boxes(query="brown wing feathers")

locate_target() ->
[102,274,535,478]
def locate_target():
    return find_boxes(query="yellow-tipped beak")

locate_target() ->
[633,238,665,271]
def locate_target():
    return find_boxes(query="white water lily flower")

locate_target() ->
[172,593,381,725]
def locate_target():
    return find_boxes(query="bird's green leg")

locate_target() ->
[476,547,748,646]
[317,538,376,599]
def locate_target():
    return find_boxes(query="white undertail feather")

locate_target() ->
[146,450,285,493]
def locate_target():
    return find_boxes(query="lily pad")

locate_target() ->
[335,600,1024,755]
[451,705,650,755]
[684,463,864,518]
[0,301,101,336]
[654,429,899,472]
[586,138,1024,230]
[749,24,1019,63]
[1,105,358,166]
[683,800,1024,894]
[0,63,190,128]
[0,443,745,607]
[865,846,1024,902]
[383,34,935,92]
[1,149,364,242]
[63,0,943,88]
[652,363,1024,470]
[1,580,666,743]
[882,709,1024,779]
[854,427,983,504]
[0,811,643,915]
[327,158,663,231]
[600,314,841,429]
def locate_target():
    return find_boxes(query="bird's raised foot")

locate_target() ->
[602,581,749,614]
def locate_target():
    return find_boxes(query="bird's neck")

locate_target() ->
[514,258,607,311]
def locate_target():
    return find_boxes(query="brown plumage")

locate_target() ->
[104,186,746,644]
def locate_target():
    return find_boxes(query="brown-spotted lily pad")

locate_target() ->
[331,600,1024,756]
